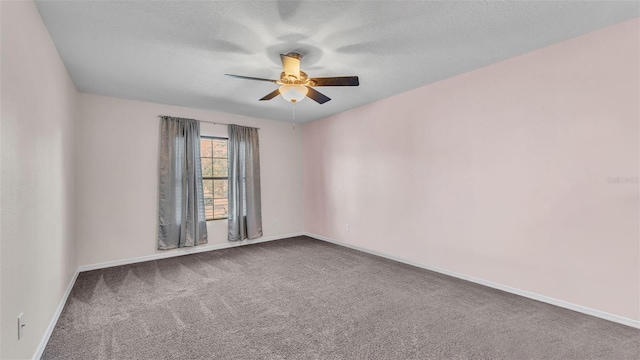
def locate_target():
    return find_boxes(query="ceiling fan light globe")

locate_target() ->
[279,84,308,103]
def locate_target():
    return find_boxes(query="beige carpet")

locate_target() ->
[43,236,639,359]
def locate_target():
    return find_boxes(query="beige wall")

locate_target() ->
[75,93,305,266]
[303,19,640,321]
[1,1,79,359]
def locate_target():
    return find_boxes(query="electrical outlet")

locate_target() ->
[346,224,350,232]
[18,313,25,340]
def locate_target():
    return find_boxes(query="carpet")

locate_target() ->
[42,236,639,359]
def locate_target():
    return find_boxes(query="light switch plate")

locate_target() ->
[18,313,25,340]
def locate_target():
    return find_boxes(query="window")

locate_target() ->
[200,136,228,220]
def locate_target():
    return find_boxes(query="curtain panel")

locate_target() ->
[228,124,263,241]
[157,116,208,249]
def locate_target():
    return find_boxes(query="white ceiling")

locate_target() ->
[35,1,639,123]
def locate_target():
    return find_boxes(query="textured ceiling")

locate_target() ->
[35,1,639,123]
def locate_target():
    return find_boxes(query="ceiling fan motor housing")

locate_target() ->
[280,71,309,85]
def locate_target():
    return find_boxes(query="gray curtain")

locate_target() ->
[228,124,263,241]
[158,116,208,249]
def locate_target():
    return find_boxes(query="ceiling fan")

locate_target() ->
[225,52,359,104]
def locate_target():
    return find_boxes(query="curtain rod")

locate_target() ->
[157,115,260,130]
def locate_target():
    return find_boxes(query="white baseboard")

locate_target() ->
[77,232,304,272]
[33,269,79,360]
[303,232,640,329]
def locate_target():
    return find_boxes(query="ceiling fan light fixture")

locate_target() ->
[279,84,308,103]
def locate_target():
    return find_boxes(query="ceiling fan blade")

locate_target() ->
[259,89,280,101]
[280,54,300,79]
[305,86,331,104]
[309,76,359,86]
[225,74,278,83]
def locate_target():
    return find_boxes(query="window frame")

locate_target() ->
[200,135,229,221]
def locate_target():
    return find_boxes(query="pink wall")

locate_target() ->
[1,1,78,358]
[303,18,639,321]
[75,94,304,267]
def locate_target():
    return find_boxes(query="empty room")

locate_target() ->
[1,0,639,359]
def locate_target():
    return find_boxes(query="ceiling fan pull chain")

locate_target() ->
[292,102,296,130]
